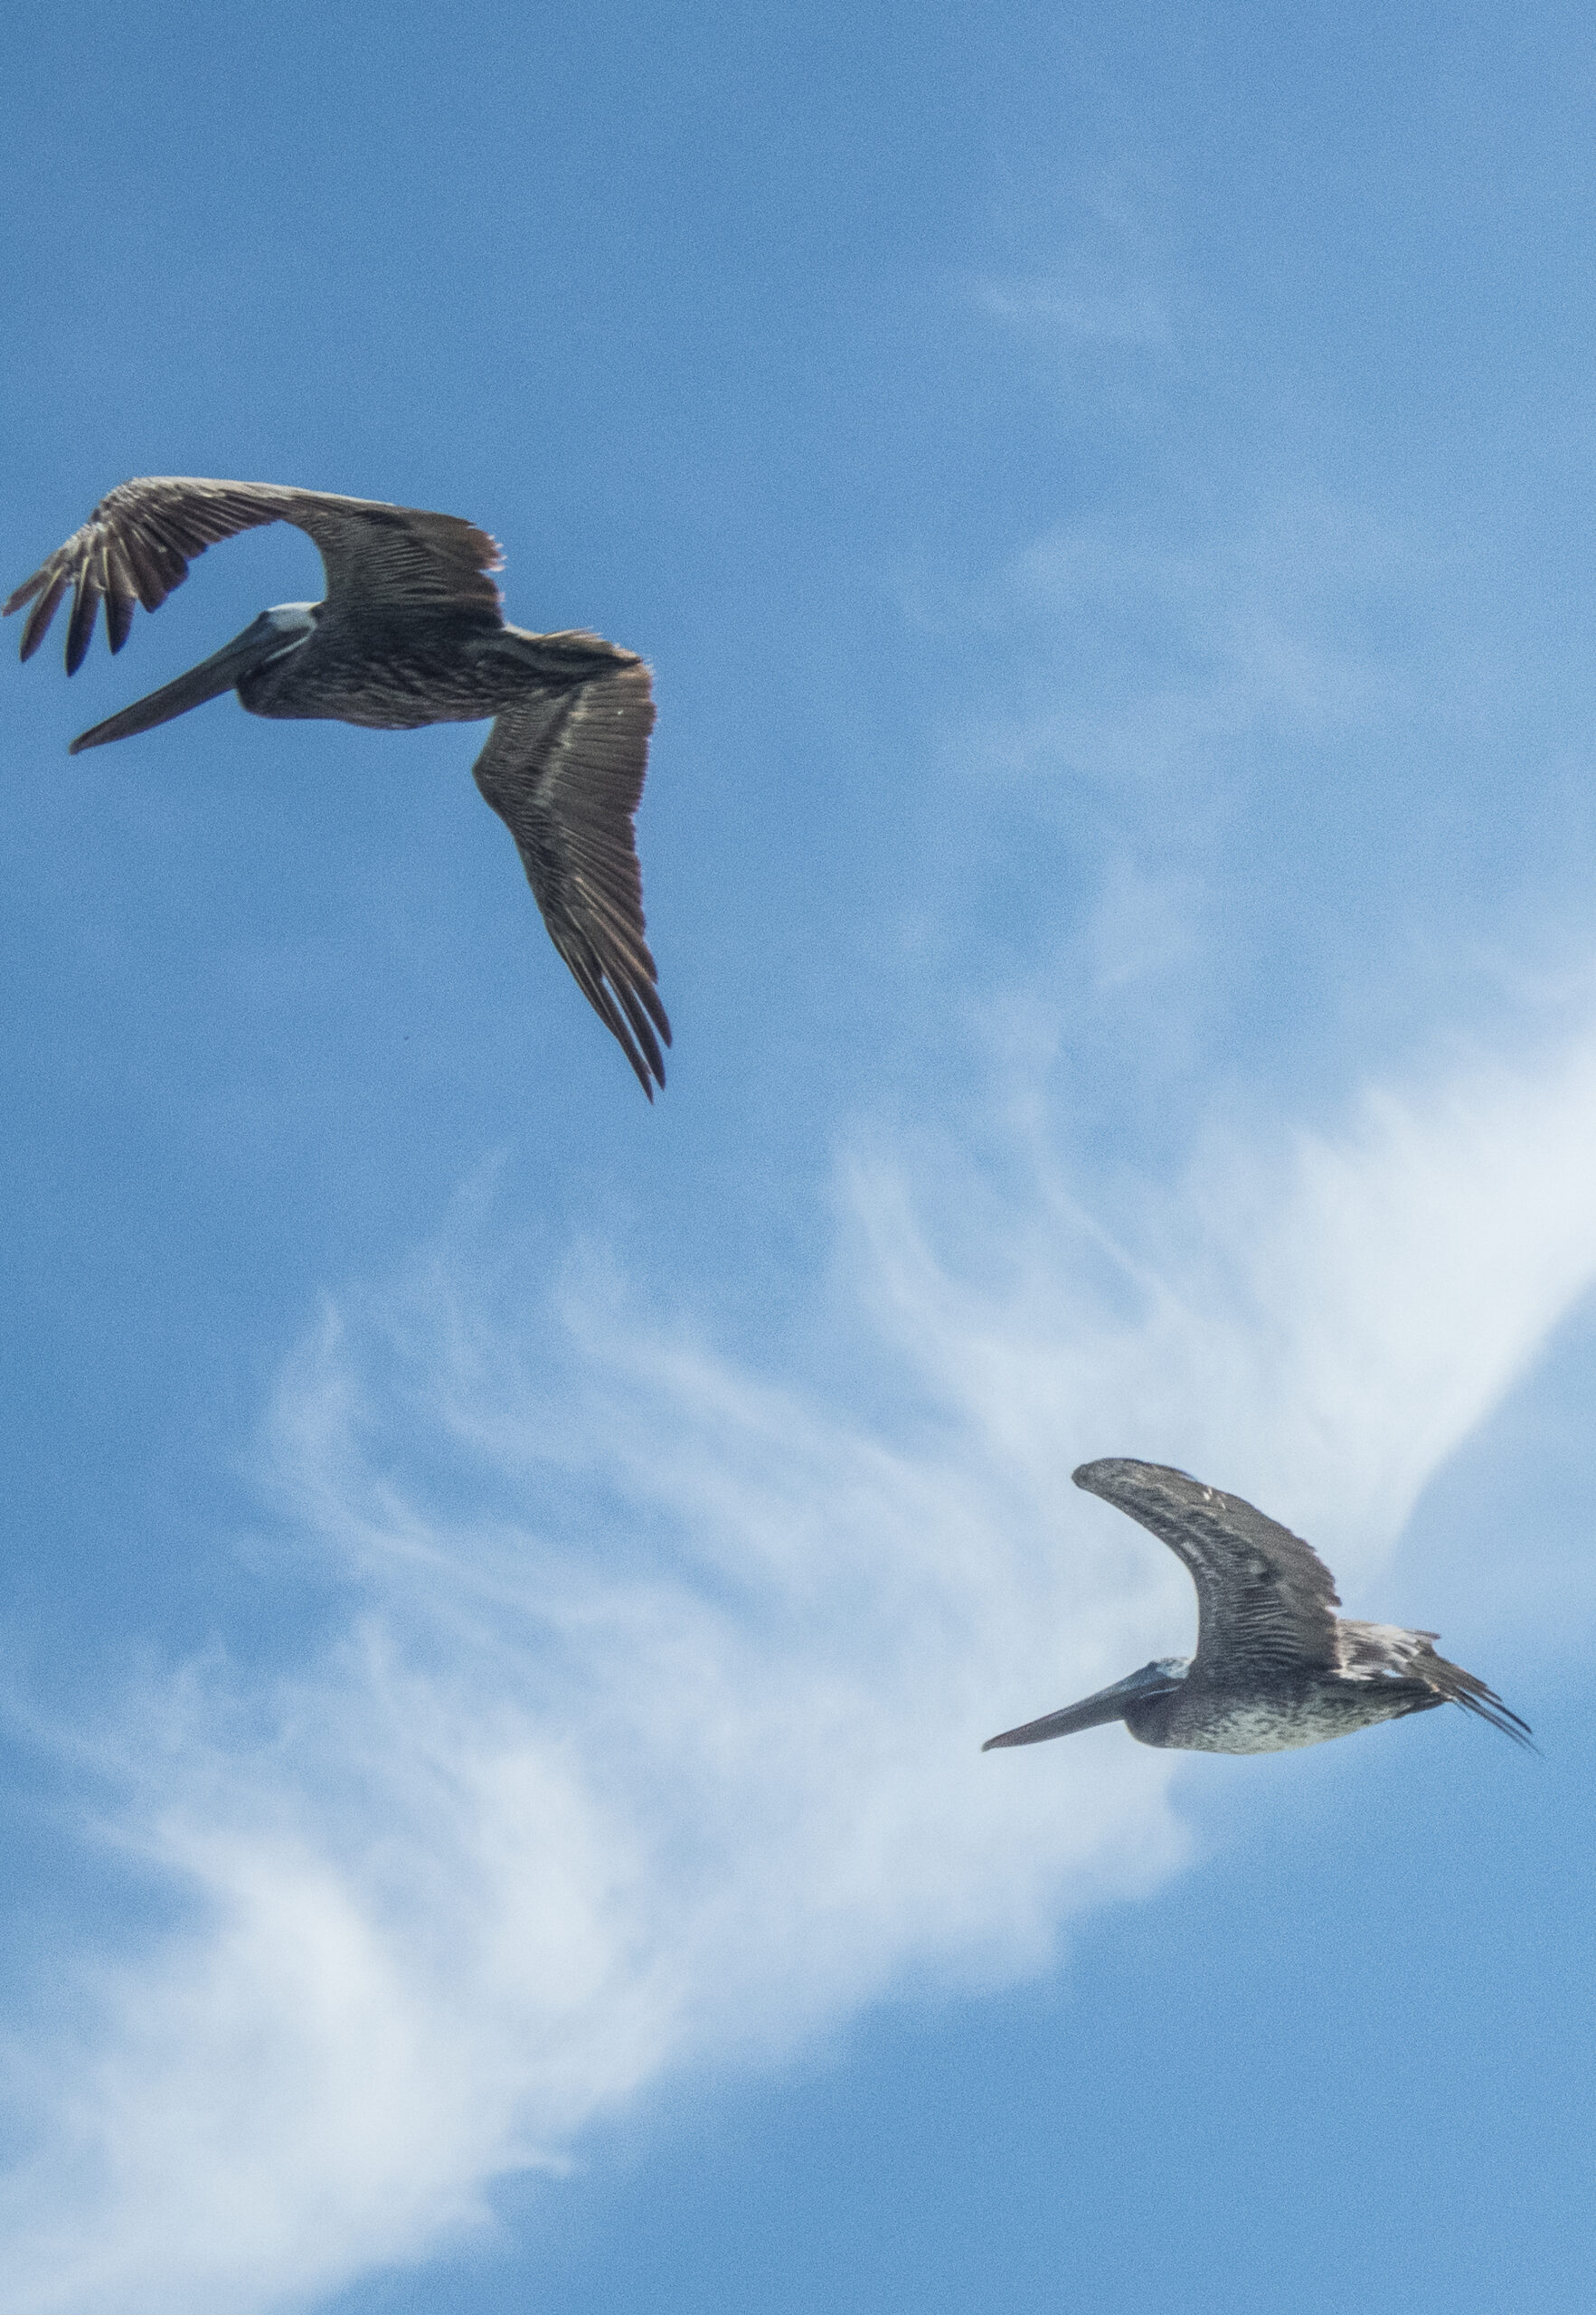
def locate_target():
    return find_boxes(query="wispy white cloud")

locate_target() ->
[966,175,1185,357]
[5,1003,1596,2314]
[970,277,1172,349]
[960,498,1432,802]
[903,483,1582,1177]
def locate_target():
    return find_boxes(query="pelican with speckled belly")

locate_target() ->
[985,1459,1532,1756]
[6,477,670,1094]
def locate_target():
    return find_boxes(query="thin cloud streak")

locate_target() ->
[961,499,1432,801]
[970,277,1172,348]
[5,1014,1596,2312]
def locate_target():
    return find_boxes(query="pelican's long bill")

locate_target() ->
[982,1659,1188,1751]
[67,608,313,756]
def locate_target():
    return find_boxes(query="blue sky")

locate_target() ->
[5,3,1596,2309]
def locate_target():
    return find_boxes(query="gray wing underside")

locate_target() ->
[1072,1459,1343,1677]
[1336,1620,1535,1747]
[472,651,670,1097]
[5,477,503,674]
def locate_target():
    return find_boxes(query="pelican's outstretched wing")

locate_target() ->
[5,477,503,674]
[1073,1459,1343,1678]
[472,642,670,1098]
[1336,1620,1535,1747]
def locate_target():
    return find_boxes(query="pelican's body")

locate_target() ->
[985,1459,1531,1757]
[6,478,670,1094]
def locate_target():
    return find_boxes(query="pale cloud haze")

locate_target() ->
[5,997,1593,2314]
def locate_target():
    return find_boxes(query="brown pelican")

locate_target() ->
[985,1459,1532,1755]
[5,478,670,1095]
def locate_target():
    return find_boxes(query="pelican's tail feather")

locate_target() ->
[1338,1619,1535,1751]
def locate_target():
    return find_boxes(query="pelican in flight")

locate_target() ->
[985,1459,1532,1755]
[5,477,670,1095]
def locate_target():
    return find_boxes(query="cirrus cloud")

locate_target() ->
[4,1003,1596,2314]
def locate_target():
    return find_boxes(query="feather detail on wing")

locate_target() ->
[471,646,670,1096]
[1072,1459,1344,1677]
[1335,1620,1536,1747]
[5,477,503,674]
